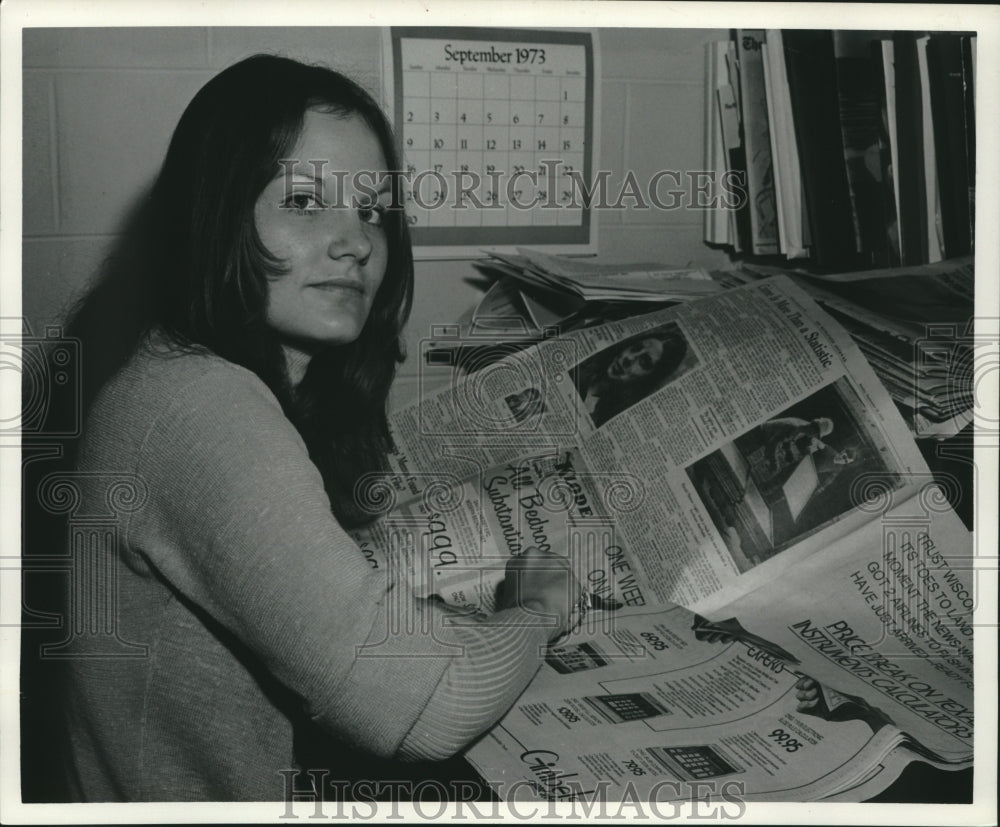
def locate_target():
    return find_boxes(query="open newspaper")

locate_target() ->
[352,275,973,802]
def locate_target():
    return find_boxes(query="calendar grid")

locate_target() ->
[389,27,596,252]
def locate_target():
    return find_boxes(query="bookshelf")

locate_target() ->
[705,29,976,271]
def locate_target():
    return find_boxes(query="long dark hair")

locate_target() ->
[65,55,414,526]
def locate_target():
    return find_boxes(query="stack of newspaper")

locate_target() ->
[723,257,975,438]
[421,249,722,377]
[357,276,973,803]
[483,248,722,303]
[421,248,724,372]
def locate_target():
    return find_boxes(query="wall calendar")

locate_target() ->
[383,27,599,258]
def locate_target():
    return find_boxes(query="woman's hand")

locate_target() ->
[497,547,583,640]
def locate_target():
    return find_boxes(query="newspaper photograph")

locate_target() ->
[571,321,699,428]
[687,378,902,572]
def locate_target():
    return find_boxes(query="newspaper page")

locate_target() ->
[464,604,926,803]
[368,276,940,618]
[546,275,934,614]
[352,447,650,614]
[465,494,974,802]
[710,489,974,766]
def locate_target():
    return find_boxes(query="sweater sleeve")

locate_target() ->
[396,605,553,761]
[116,358,549,759]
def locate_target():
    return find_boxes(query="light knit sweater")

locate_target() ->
[62,339,552,801]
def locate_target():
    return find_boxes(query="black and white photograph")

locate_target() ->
[503,385,546,424]
[1,2,995,823]
[572,322,697,427]
[686,379,901,571]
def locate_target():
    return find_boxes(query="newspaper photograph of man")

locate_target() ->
[685,378,900,572]
[572,321,698,428]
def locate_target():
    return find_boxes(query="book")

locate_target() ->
[960,35,976,249]
[871,38,903,266]
[892,32,929,265]
[735,30,779,254]
[916,36,944,262]
[704,42,732,246]
[970,34,976,92]
[760,40,787,256]
[782,30,857,269]
[716,81,751,253]
[762,30,809,259]
[833,31,894,265]
[926,33,974,258]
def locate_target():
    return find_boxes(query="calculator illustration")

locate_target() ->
[546,642,611,674]
[581,692,671,723]
[644,745,742,780]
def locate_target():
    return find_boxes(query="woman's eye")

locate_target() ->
[281,191,325,214]
[358,202,386,227]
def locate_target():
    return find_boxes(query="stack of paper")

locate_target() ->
[421,249,723,378]
[482,248,723,303]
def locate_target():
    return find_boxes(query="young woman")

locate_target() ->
[60,54,581,802]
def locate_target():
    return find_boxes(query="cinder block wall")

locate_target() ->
[22,27,731,395]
